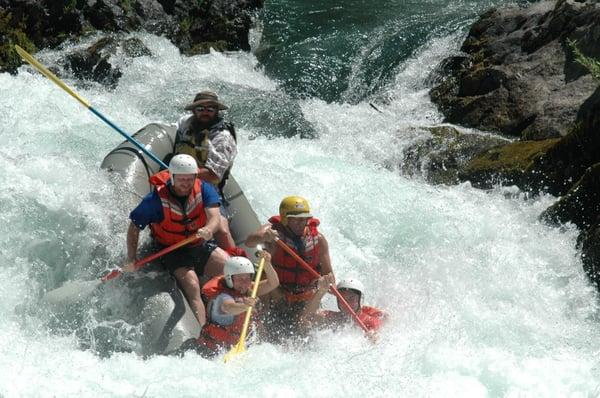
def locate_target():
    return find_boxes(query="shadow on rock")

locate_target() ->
[61,36,151,88]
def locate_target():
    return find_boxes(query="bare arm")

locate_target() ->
[256,250,279,296]
[319,234,334,279]
[197,206,221,240]
[127,222,140,260]
[299,274,335,327]
[221,297,256,316]
[245,224,277,248]
[122,222,141,272]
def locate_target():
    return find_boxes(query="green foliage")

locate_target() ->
[64,0,78,13]
[467,139,560,173]
[179,17,192,33]
[0,11,36,73]
[119,0,133,13]
[568,39,600,82]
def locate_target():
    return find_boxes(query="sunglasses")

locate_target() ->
[194,106,217,113]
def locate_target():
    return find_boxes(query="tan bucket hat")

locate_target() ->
[184,91,228,110]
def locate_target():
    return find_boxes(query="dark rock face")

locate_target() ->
[541,162,600,230]
[3,0,85,49]
[61,36,152,88]
[175,0,261,55]
[427,1,600,291]
[434,1,600,198]
[529,86,600,193]
[579,220,600,291]
[0,0,263,74]
[84,0,132,32]
[430,0,600,140]
[458,83,600,197]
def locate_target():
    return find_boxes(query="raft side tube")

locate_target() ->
[101,123,175,197]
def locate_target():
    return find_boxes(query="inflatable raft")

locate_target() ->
[100,123,260,355]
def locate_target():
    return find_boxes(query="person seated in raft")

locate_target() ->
[300,276,387,334]
[121,154,230,330]
[192,251,279,357]
[244,196,335,342]
[170,90,238,253]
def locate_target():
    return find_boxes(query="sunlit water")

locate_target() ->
[1,1,600,396]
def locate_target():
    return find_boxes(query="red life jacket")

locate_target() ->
[323,306,386,332]
[268,215,321,290]
[197,276,248,350]
[358,306,386,332]
[148,170,207,246]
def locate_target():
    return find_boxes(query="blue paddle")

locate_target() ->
[14,45,167,169]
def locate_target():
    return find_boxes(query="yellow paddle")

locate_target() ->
[223,254,266,363]
[15,44,90,108]
[14,44,168,169]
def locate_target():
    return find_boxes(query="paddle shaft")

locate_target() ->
[101,235,200,282]
[14,45,167,170]
[89,106,167,169]
[235,257,266,348]
[274,238,370,334]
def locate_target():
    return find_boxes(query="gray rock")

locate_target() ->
[63,37,120,88]
[399,126,509,185]
[62,36,152,88]
[133,0,175,35]
[578,219,600,292]
[84,0,131,32]
[121,37,152,57]
[541,162,600,229]
[430,0,600,140]
[527,85,600,196]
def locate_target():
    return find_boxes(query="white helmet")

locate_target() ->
[224,256,255,288]
[169,154,198,182]
[337,278,365,305]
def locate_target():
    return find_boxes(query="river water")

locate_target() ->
[1,0,599,396]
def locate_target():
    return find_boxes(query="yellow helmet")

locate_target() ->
[279,196,312,225]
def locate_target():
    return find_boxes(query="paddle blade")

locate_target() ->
[223,257,265,363]
[43,279,102,305]
[223,341,246,363]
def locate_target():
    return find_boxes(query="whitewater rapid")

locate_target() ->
[0,28,599,397]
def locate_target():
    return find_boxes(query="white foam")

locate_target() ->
[1,28,599,397]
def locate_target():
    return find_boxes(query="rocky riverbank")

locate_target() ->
[0,0,263,83]
[427,0,600,289]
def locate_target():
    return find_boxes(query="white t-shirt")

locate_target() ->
[210,293,236,326]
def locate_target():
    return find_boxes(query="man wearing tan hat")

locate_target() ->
[175,91,237,184]
[174,90,238,250]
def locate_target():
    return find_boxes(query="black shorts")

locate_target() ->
[158,240,218,276]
